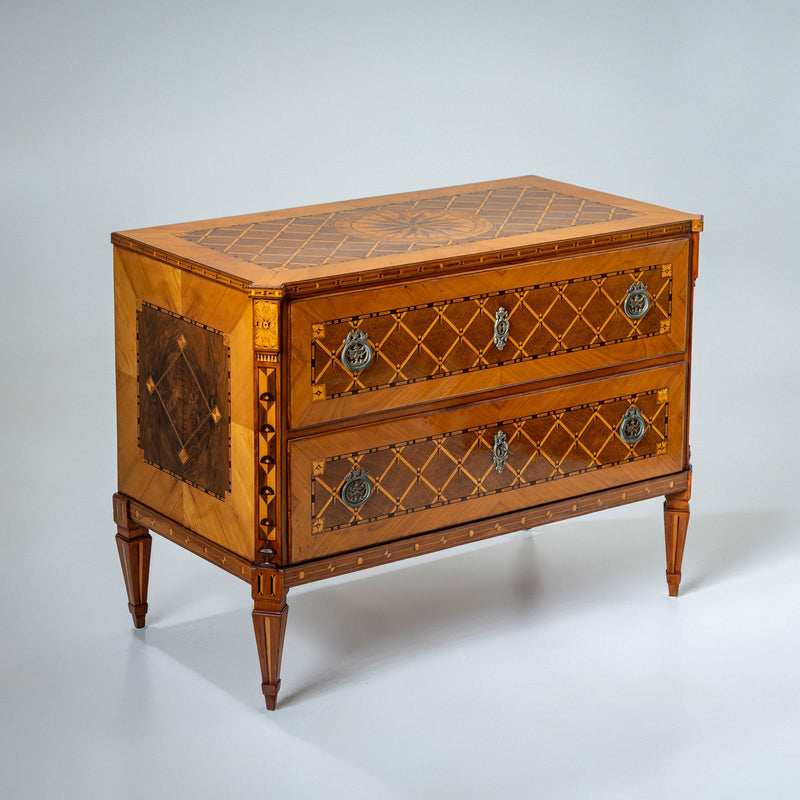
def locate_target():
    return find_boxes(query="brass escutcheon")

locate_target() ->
[493,307,510,350]
[492,430,511,472]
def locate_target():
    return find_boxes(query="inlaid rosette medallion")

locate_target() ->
[332,206,494,243]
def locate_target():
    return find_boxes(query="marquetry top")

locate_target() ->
[112,175,702,293]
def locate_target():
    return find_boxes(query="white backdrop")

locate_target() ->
[2,2,799,798]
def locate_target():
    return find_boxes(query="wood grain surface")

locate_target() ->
[112,175,702,291]
[289,238,688,428]
[114,247,255,559]
[289,363,686,561]
[284,470,691,587]
[112,175,700,710]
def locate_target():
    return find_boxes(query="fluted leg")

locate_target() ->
[252,567,288,710]
[663,475,691,597]
[113,493,152,628]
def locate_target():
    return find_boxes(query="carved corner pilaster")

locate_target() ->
[256,365,282,567]
[254,299,280,352]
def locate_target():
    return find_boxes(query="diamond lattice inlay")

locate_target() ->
[312,263,672,399]
[311,387,668,533]
[177,185,642,272]
[138,303,230,498]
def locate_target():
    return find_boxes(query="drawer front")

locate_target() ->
[289,239,689,428]
[289,363,686,560]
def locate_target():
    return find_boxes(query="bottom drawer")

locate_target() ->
[289,363,686,561]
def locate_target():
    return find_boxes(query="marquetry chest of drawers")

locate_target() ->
[112,175,701,709]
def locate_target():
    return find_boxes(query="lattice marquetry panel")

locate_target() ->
[311,388,669,533]
[137,303,231,498]
[311,264,671,399]
[177,185,641,272]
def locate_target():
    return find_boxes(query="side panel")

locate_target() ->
[114,247,255,559]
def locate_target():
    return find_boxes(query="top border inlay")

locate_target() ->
[111,175,702,293]
[175,185,642,274]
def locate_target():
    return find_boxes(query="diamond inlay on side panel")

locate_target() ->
[137,303,231,499]
[311,388,669,534]
[177,185,642,273]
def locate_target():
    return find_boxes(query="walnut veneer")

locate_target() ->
[112,175,701,709]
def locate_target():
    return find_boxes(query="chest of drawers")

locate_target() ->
[112,175,701,709]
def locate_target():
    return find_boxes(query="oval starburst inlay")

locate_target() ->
[333,206,494,243]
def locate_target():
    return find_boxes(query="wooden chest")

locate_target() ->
[112,176,701,709]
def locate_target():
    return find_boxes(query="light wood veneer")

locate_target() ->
[112,175,701,709]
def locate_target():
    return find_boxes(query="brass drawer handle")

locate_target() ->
[624,281,651,319]
[493,307,510,350]
[492,430,511,472]
[619,406,646,444]
[341,329,373,372]
[341,466,372,508]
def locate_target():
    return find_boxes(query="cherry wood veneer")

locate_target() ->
[112,175,701,708]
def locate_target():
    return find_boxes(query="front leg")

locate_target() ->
[663,473,691,597]
[113,493,152,628]
[252,567,288,710]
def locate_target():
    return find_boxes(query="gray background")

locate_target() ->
[2,1,799,798]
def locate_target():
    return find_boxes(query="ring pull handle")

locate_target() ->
[340,329,373,372]
[340,466,372,508]
[493,307,510,351]
[624,281,651,319]
[492,430,511,472]
[619,406,647,444]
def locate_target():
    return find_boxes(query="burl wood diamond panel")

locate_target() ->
[312,263,672,399]
[137,303,231,499]
[177,184,642,272]
[312,387,668,533]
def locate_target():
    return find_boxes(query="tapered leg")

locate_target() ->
[113,493,152,628]
[663,475,691,597]
[252,567,288,710]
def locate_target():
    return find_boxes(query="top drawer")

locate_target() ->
[289,239,689,428]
